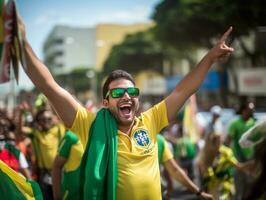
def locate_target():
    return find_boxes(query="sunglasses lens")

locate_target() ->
[111,88,126,98]
[127,87,139,97]
[110,87,140,98]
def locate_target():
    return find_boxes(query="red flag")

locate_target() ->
[0,0,25,84]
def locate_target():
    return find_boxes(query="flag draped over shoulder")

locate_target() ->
[0,160,43,200]
[183,94,200,143]
[80,108,118,200]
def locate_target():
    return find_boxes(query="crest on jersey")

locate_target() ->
[133,129,150,147]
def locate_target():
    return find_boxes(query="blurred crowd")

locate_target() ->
[0,93,265,200]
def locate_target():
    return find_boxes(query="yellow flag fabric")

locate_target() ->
[0,160,43,200]
[183,94,200,143]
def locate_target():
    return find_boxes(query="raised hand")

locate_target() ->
[209,26,234,62]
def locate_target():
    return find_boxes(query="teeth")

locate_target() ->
[120,105,131,108]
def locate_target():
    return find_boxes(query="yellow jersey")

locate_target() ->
[29,124,65,169]
[70,100,168,200]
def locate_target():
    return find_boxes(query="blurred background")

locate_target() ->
[1,0,266,112]
[1,1,266,199]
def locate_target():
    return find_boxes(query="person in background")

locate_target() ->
[174,124,197,180]
[226,102,256,200]
[157,134,213,200]
[164,110,197,179]
[25,108,65,200]
[196,105,224,170]
[196,104,253,200]
[52,130,84,200]
[0,110,31,179]
[196,133,237,200]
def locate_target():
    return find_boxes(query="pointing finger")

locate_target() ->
[219,26,233,42]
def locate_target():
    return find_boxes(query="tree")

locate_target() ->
[103,30,164,76]
[152,0,266,66]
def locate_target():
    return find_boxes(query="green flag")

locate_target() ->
[0,160,43,200]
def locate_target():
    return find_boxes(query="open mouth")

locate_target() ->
[119,104,133,119]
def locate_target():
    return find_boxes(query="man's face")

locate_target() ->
[37,111,54,131]
[104,79,140,127]
[243,103,255,120]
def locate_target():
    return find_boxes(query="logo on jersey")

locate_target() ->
[133,129,150,147]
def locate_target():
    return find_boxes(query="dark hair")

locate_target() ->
[35,109,50,122]
[236,101,254,115]
[102,70,135,99]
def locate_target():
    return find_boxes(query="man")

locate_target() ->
[196,132,238,200]
[52,130,84,200]
[157,134,213,200]
[226,102,256,162]
[27,108,65,200]
[226,102,256,200]
[197,105,224,169]
[19,16,233,200]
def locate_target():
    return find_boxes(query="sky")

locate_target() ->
[0,0,160,95]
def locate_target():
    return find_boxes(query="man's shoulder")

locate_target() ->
[229,117,242,129]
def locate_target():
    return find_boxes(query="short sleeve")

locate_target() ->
[58,131,78,159]
[141,100,169,134]
[162,141,174,163]
[70,106,96,148]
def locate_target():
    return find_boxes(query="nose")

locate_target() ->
[121,91,131,99]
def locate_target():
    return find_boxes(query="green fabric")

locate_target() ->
[156,134,165,163]
[80,108,118,200]
[175,137,196,159]
[62,168,81,200]
[0,168,43,200]
[27,180,43,200]
[228,117,256,161]
[0,168,26,200]
[58,130,79,158]
[5,143,21,160]
[58,131,81,200]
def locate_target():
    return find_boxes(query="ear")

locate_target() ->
[102,99,109,107]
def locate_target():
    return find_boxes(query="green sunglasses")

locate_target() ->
[105,87,140,99]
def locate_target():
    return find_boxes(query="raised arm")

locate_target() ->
[165,27,234,122]
[19,18,79,128]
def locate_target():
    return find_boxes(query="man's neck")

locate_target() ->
[118,121,135,136]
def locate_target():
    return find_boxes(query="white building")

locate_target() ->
[43,25,96,75]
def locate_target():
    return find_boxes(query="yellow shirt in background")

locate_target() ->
[71,100,169,200]
[29,124,65,170]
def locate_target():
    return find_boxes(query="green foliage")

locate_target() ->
[103,30,164,76]
[152,0,266,53]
